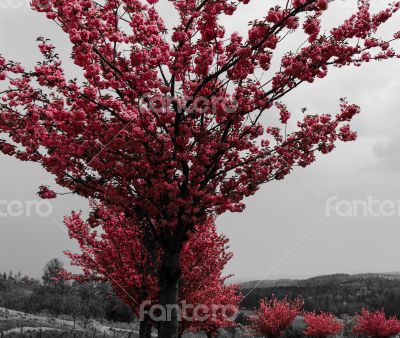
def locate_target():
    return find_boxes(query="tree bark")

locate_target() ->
[140,316,153,338]
[146,321,153,338]
[140,317,149,338]
[158,251,181,338]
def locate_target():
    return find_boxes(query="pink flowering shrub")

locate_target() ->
[304,312,343,338]
[353,309,400,338]
[249,296,304,338]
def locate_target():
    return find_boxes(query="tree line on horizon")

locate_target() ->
[4,260,400,324]
[240,274,400,318]
[0,258,133,325]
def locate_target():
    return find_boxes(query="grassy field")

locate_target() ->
[0,307,142,337]
[0,307,333,338]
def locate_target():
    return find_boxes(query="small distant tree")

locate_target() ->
[42,258,65,287]
[60,289,82,329]
[74,281,107,328]
[103,288,134,323]
[40,258,68,317]
[353,309,400,338]
[249,296,303,338]
[303,312,343,338]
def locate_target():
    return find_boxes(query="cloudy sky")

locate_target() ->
[0,0,399,282]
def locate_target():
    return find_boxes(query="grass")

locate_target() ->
[0,307,140,337]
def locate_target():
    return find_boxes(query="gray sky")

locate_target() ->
[0,0,400,281]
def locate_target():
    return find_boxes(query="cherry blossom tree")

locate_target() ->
[303,312,343,338]
[1,0,400,337]
[178,221,240,337]
[353,309,400,338]
[63,204,239,338]
[249,296,303,338]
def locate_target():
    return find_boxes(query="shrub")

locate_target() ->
[249,296,303,338]
[303,312,343,338]
[353,309,400,338]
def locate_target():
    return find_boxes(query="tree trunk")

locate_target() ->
[140,320,147,338]
[158,251,181,338]
[140,317,151,338]
[146,321,153,338]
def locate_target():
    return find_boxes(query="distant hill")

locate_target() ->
[240,272,400,289]
[240,279,301,289]
[241,273,400,288]
[239,273,400,316]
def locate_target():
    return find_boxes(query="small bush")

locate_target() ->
[303,312,343,338]
[353,309,400,338]
[249,296,304,338]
